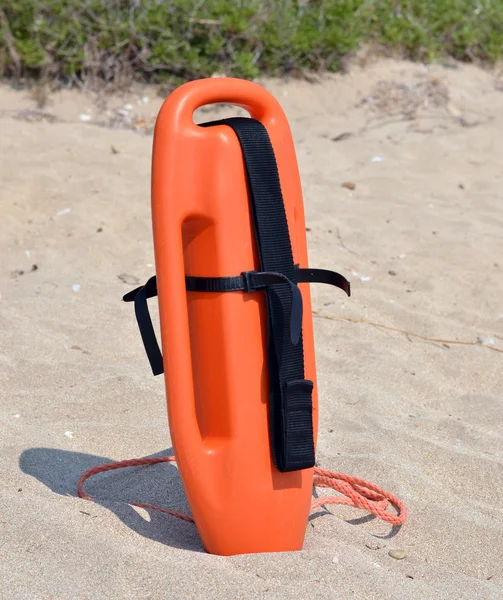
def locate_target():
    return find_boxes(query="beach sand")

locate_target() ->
[1,59,502,599]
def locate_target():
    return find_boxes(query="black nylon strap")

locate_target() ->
[123,268,350,360]
[295,268,351,297]
[124,268,350,299]
[215,118,309,470]
[129,276,164,376]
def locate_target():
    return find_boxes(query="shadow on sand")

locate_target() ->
[19,447,204,552]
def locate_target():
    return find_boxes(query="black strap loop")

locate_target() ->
[128,276,164,377]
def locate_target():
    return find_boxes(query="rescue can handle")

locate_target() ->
[165,77,285,132]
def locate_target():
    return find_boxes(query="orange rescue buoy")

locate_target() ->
[123,78,350,555]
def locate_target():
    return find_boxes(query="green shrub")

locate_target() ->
[1,0,502,85]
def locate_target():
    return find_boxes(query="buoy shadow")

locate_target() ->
[19,447,204,552]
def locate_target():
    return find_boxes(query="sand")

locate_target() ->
[1,58,502,599]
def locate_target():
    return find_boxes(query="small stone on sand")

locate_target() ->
[389,549,407,560]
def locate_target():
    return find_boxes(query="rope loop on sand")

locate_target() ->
[78,457,407,527]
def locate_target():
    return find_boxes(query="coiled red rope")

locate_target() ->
[78,456,407,526]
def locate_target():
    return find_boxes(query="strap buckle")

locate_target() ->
[241,270,260,293]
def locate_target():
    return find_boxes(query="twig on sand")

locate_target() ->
[313,311,503,354]
[335,226,359,255]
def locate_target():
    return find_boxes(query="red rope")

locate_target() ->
[78,456,407,526]
[312,467,407,525]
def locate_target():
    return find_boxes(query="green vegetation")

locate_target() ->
[1,0,502,86]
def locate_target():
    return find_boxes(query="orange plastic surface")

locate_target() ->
[151,78,318,555]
